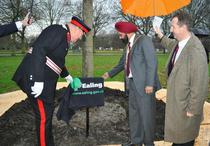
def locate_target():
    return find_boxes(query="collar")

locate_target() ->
[63,24,71,43]
[62,24,68,30]
[62,24,71,33]
[178,35,191,48]
[129,33,136,47]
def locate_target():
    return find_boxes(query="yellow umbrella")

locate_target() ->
[121,0,191,17]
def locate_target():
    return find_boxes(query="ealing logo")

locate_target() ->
[81,82,103,89]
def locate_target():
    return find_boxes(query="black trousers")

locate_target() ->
[172,140,195,146]
[29,97,55,146]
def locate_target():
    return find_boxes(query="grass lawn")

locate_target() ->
[0,53,209,101]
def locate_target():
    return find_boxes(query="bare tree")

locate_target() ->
[93,0,112,37]
[161,0,210,34]
[37,0,71,27]
[185,0,210,28]
[0,0,26,23]
[69,1,82,17]
[0,0,34,51]
[112,1,153,35]
[70,0,112,37]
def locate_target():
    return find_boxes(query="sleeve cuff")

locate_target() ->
[15,21,23,31]
[160,35,164,42]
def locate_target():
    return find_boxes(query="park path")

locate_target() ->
[0,81,124,116]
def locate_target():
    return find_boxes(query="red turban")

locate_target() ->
[115,21,138,33]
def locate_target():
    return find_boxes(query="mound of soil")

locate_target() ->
[0,88,165,146]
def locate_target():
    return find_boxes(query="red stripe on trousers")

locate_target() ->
[37,99,46,146]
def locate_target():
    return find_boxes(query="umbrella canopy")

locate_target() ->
[121,0,191,18]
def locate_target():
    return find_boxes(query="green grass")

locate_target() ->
[0,56,25,93]
[0,53,209,102]
[0,54,125,93]
[156,54,169,88]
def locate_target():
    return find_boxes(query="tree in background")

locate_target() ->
[69,0,114,52]
[112,0,210,36]
[93,0,112,37]
[94,33,125,50]
[70,0,112,38]
[0,0,33,52]
[185,0,210,29]
[36,0,71,27]
[0,0,209,53]
[112,1,153,35]
[82,0,93,77]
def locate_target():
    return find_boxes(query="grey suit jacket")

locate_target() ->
[108,34,161,97]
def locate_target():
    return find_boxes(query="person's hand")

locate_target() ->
[70,78,82,91]
[186,111,194,117]
[145,86,153,94]
[102,72,110,80]
[31,82,44,98]
[21,12,32,26]
[65,74,73,84]
[155,88,167,101]
[153,26,164,39]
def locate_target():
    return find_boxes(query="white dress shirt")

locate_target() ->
[174,36,191,63]
[127,33,136,78]
[15,21,23,31]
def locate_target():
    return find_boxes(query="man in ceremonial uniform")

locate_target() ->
[12,16,91,146]
[102,22,160,146]
[0,12,32,37]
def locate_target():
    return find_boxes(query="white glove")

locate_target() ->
[31,82,44,98]
[65,74,73,84]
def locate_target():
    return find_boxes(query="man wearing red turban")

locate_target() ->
[102,21,160,146]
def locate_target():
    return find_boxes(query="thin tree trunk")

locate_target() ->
[82,0,93,77]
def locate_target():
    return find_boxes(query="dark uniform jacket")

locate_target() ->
[13,24,70,103]
[0,22,18,37]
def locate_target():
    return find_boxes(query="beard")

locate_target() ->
[120,35,129,44]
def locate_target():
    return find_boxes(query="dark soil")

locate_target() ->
[0,87,165,146]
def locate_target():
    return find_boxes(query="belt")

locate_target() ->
[28,47,62,75]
